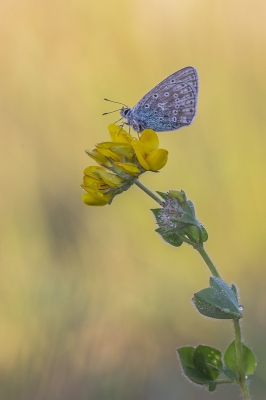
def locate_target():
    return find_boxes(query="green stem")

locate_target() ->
[196,245,221,278]
[234,319,251,400]
[215,379,234,385]
[134,180,163,204]
[134,181,251,400]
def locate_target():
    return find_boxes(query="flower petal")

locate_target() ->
[82,190,112,206]
[108,124,133,144]
[97,169,123,188]
[131,141,150,170]
[83,166,106,177]
[110,144,134,161]
[146,149,168,171]
[85,149,111,167]
[114,162,141,176]
[140,129,159,152]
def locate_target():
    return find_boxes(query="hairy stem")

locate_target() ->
[196,245,221,278]
[234,319,251,400]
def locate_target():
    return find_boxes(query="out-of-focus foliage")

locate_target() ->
[1,1,266,399]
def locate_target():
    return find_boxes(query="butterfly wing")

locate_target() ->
[130,67,199,132]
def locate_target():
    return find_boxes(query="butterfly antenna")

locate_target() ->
[102,108,122,116]
[104,98,128,107]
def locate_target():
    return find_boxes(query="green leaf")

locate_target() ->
[224,340,257,375]
[177,346,195,369]
[208,381,216,391]
[193,345,222,381]
[230,284,238,302]
[217,366,238,382]
[155,228,183,247]
[177,345,222,390]
[193,277,243,319]
[177,347,211,385]
[184,366,210,384]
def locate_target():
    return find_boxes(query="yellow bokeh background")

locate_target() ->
[1,1,266,399]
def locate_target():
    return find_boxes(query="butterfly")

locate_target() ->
[104,66,198,133]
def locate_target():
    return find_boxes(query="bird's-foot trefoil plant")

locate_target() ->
[81,124,256,400]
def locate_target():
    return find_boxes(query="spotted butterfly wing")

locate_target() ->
[122,67,198,133]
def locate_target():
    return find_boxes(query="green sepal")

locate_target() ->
[186,225,200,242]
[224,340,257,375]
[198,223,208,242]
[155,228,183,247]
[185,224,208,244]
[168,190,187,204]
[150,208,161,222]
[186,200,196,218]
[193,277,242,319]
[156,191,168,201]
[178,200,196,225]
[177,345,223,391]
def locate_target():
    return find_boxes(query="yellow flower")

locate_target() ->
[81,125,168,206]
[82,190,113,206]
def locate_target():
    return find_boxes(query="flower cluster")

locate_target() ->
[81,124,168,206]
[152,190,208,247]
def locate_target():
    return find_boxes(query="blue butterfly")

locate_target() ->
[104,67,198,133]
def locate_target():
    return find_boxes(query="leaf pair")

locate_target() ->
[177,342,256,392]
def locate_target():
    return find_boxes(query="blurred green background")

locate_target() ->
[1,0,266,399]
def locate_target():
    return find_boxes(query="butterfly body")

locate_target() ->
[120,66,199,133]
